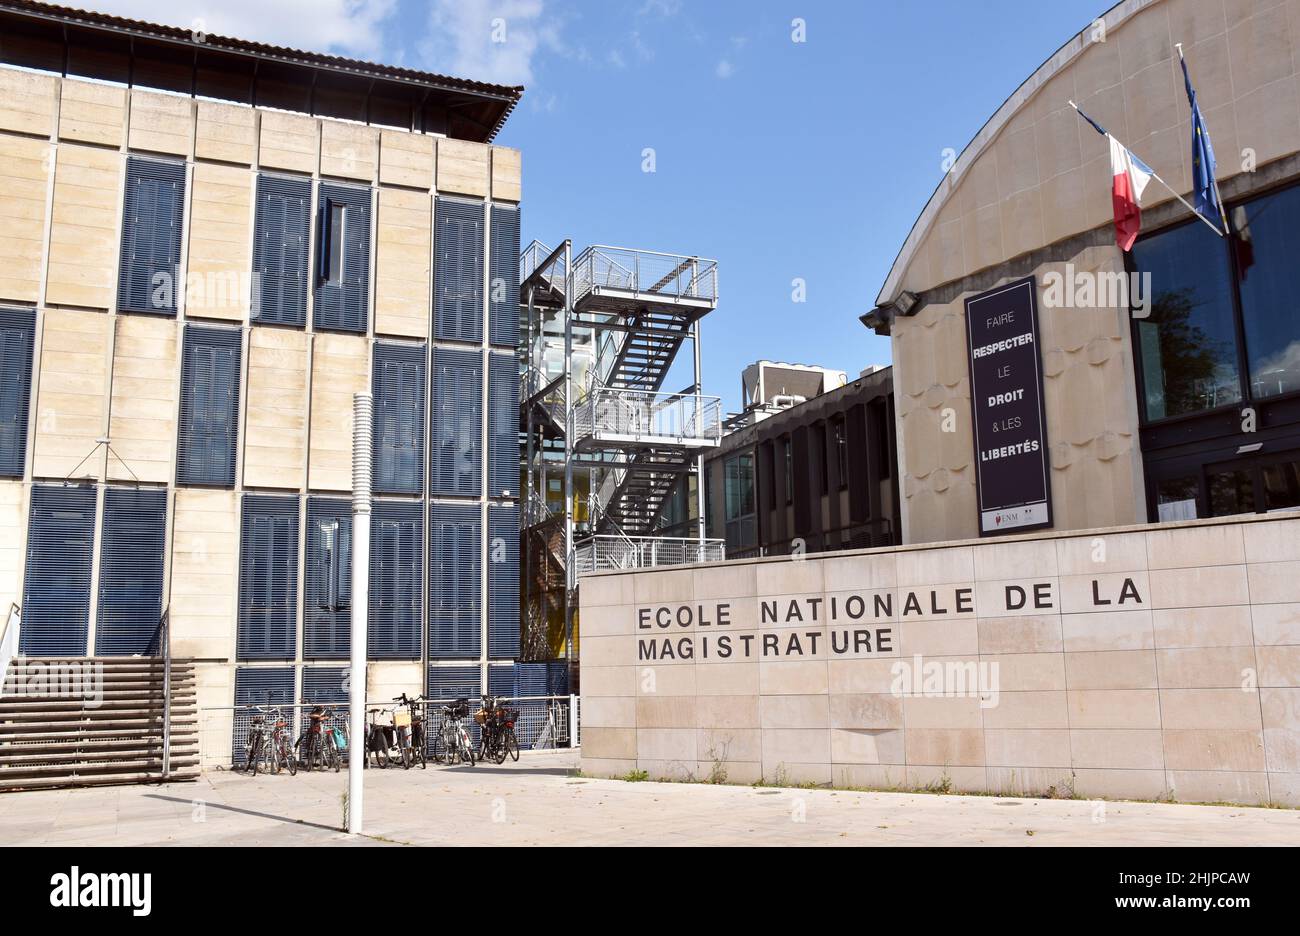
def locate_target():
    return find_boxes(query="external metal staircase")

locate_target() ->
[519,241,726,664]
[0,607,199,791]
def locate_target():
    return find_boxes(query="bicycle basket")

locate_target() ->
[393,710,411,728]
[331,727,348,751]
[473,709,487,725]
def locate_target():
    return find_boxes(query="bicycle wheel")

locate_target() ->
[461,731,475,767]
[504,727,519,763]
[284,739,298,776]
[431,730,447,765]
[414,729,427,769]
[248,735,262,775]
[326,738,341,773]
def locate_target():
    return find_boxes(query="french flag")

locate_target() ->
[1073,104,1154,252]
[1109,135,1154,252]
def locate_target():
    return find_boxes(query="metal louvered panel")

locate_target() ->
[430,346,482,497]
[304,498,351,660]
[488,662,516,696]
[233,666,294,766]
[117,157,185,315]
[487,503,519,659]
[369,500,422,659]
[302,666,349,704]
[95,487,167,655]
[252,174,311,326]
[0,307,36,477]
[314,182,371,333]
[372,343,426,495]
[547,660,570,696]
[512,662,548,697]
[426,664,481,703]
[427,501,480,659]
[489,203,520,347]
[177,324,241,486]
[19,484,96,655]
[237,495,300,660]
[435,197,484,343]
[487,352,518,498]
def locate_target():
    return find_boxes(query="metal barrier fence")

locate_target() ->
[574,388,722,445]
[202,696,578,771]
[574,535,726,573]
[571,246,718,304]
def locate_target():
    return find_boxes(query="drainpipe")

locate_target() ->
[349,391,372,836]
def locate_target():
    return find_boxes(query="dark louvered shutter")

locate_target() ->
[372,343,426,495]
[487,352,518,498]
[237,495,299,660]
[547,660,570,696]
[252,174,311,326]
[487,503,519,659]
[19,484,96,655]
[489,203,520,347]
[96,487,167,655]
[0,307,36,477]
[117,157,185,315]
[177,324,241,486]
[314,182,371,333]
[513,663,548,697]
[369,500,422,659]
[428,501,480,659]
[430,347,482,496]
[301,666,349,704]
[232,666,294,766]
[304,498,351,660]
[435,197,484,342]
[426,664,481,703]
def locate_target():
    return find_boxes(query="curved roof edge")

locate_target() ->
[875,0,1153,307]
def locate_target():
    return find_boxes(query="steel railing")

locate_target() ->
[574,535,725,573]
[520,240,566,290]
[201,695,580,770]
[570,246,718,304]
[0,604,19,702]
[574,387,722,445]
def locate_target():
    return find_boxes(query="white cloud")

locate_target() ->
[86,0,396,58]
[420,0,561,86]
[715,59,734,79]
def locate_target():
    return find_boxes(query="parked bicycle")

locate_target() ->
[432,698,476,766]
[391,693,427,769]
[475,695,520,765]
[267,706,297,775]
[366,706,392,769]
[243,707,269,775]
[296,704,343,772]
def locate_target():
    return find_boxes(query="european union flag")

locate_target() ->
[1180,55,1224,231]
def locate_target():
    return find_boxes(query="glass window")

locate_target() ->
[1262,458,1300,512]
[1233,186,1300,400]
[1132,221,1241,420]
[834,417,848,488]
[1207,467,1254,517]
[783,437,793,504]
[724,452,756,549]
[314,183,371,333]
[1154,475,1199,522]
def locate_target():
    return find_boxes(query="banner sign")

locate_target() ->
[964,276,1052,535]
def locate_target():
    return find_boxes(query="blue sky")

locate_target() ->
[95,0,1110,411]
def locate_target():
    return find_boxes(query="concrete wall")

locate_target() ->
[881,0,1300,544]
[580,512,1300,807]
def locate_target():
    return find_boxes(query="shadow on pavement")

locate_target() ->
[144,794,342,834]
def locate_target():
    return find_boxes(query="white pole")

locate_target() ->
[349,391,372,835]
[1068,100,1224,238]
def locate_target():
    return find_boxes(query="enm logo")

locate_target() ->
[50,866,151,917]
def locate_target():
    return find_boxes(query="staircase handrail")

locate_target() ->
[0,603,19,701]
[147,609,172,780]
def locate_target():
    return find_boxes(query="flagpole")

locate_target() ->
[1176,43,1232,236]
[1068,100,1225,237]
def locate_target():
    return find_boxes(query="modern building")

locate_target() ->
[703,363,899,558]
[0,0,531,783]
[579,0,1300,808]
[864,0,1300,545]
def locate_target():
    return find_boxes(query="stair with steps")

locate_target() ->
[0,657,199,791]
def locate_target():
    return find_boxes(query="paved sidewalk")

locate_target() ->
[2,751,1298,846]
